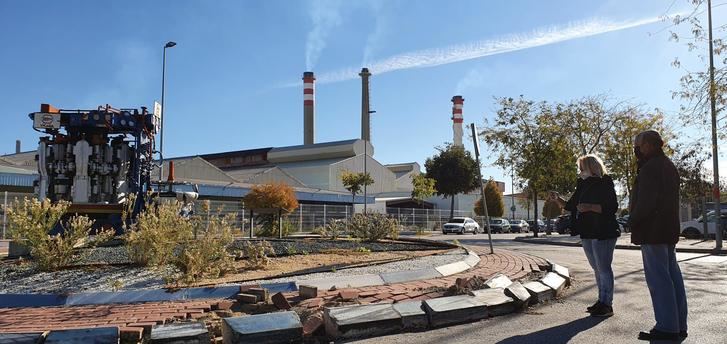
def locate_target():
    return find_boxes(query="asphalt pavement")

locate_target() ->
[349,233,727,344]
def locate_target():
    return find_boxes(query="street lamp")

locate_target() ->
[364,110,376,212]
[159,41,176,180]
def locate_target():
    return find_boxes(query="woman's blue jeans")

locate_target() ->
[581,238,617,306]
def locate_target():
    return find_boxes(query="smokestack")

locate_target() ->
[15,140,21,154]
[359,68,371,143]
[303,72,315,145]
[451,96,464,147]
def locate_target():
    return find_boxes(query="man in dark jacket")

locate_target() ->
[629,130,687,341]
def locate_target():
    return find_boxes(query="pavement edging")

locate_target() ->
[513,236,727,255]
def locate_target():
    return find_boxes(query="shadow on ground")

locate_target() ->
[495,316,607,344]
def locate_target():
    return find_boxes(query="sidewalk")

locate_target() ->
[515,233,727,254]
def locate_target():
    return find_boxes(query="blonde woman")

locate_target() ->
[553,154,619,317]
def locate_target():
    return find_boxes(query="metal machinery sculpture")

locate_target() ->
[29,103,160,230]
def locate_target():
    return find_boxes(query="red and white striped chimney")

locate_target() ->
[303,71,315,145]
[451,95,464,147]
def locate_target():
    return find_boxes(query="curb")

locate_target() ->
[513,236,727,255]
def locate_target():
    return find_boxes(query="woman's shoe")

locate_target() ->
[586,301,600,313]
[590,303,614,317]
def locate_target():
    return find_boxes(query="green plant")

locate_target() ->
[340,170,375,202]
[241,240,275,269]
[108,279,124,292]
[348,213,399,242]
[320,219,347,239]
[125,201,194,267]
[7,198,106,271]
[452,239,461,246]
[255,217,295,238]
[174,213,236,285]
[474,179,506,217]
[354,246,371,254]
[285,243,298,255]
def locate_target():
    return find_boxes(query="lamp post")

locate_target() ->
[706,0,722,249]
[159,41,176,180]
[364,110,376,212]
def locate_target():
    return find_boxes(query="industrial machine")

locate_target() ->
[29,103,161,228]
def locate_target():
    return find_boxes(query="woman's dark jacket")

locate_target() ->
[564,175,620,240]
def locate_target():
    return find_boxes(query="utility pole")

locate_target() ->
[707,0,722,249]
[159,41,176,181]
[471,123,494,254]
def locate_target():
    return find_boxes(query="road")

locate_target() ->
[350,233,727,344]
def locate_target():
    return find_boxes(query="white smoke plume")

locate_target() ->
[313,16,665,84]
[305,0,343,70]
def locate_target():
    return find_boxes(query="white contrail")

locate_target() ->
[311,16,664,84]
[305,0,343,70]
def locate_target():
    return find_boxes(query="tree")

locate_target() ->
[244,182,299,237]
[601,111,672,201]
[411,173,437,204]
[474,180,505,218]
[667,1,727,140]
[340,170,374,203]
[542,198,563,234]
[481,96,578,237]
[424,144,479,220]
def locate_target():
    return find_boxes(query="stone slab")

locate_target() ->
[259,281,298,293]
[434,261,471,276]
[237,293,258,304]
[272,292,292,310]
[45,327,118,344]
[304,274,384,290]
[324,303,402,339]
[484,274,513,289]
[64,285,240,306]
[422,295,488,328]
[505,281,532,306]
[523,281,555,305]
[380,268,442,284]
[0,293,67,308]
[393,301,428,330]
[246,288,269,302]
[463,252,481,267]
[150,322,209,343]
[471,288,516,316]
[299,285,317,299]
[222,311,302,344]
[540,272,567,296]
[0,333,44,344]
[551,263,571,285]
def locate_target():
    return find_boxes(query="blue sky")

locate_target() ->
[1,0,724,193]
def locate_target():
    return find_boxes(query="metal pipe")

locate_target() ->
[707,0,722,249]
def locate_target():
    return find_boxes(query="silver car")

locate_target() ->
[443,217,480,235]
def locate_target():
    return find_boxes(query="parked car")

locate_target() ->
[509,219,529,233]
[555,214,572,234]
[489,218,511,233]
[680,210,727,239]
[527,219,545,232]
[442,217,480,235]
[616,215,630,233]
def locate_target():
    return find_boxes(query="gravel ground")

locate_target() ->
[0,248,466,294]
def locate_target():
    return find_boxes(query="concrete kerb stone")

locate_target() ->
[523,281,555,305]
[380,268,442,284]
[0,333,45,344]
[504,281,532,309]
[45,327,119,344]
[302,274,385,291]
[540,272,567,297]
[434,261,471,276]
[150,322,210,343]
[392,301,428,330]
[222,311,302,344]
[550,263,571,286]
[463,250,481,267]
[484,274,513,289]
[422,295,488,328]
[324,303,403,339]
[470,288,516,316]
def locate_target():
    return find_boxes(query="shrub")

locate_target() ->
[174,213,236,285]
[320,219,347,239]
[243,182,299,213]
[125,201,194,266]
[348,213,399,242]
[255,217,295,238]
[7,198,107,271]
[241,240,275,269]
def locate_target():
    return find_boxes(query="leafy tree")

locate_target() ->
[474,180,505,217]
[244,182,299,237]
[481,96,577,236]
[340,170,375,203]
[601,111,672,201]
[424,144,479,220]
[411,173,437,204]
[667,1,727,140]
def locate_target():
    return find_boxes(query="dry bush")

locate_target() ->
[348,213,399,242]
[241,240,275,269]
[255,217,295,238]
[175,213,236,285]
[243,182,299,212]
[7,198,105,271]
[319,219,347,239]
[125,201,194,266]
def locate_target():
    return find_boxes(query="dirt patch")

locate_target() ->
[195,249,449,285]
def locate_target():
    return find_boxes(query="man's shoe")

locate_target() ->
[590,303,614,317]
[586,301,600,313]
[637,329,680,341]
[679,331,688,339]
